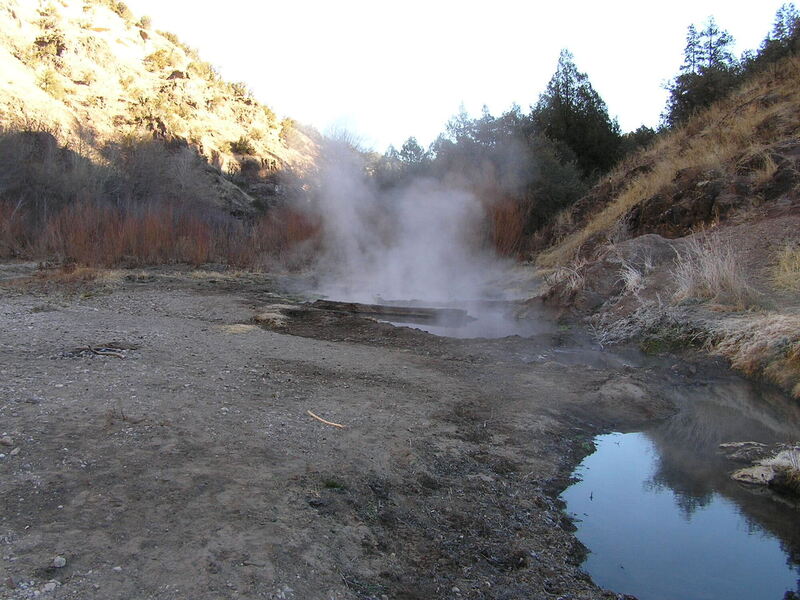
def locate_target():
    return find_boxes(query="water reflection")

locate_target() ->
[562,375,800,600]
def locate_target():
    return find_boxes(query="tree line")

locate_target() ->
[365,3,800,254]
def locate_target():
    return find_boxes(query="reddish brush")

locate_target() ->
[487,199,526,257]
[2,199,321,269]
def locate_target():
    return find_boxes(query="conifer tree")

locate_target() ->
[531,49,621,178]
[682,25,701,74]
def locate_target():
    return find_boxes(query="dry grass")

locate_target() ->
[671,234,760,309]
[537,56,800,268]
[619,262,645,296]
[772,244,800,291]
[711,314,800,398]
[543,259,587,295]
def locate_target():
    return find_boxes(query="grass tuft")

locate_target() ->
[671,234,759,309]
[772,244,800,291]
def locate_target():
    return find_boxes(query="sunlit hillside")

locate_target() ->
[0,0,317,177]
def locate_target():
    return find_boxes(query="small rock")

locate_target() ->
[10,447,19,456]
[0,436,12,447]
[451,587,461,593]
[43,582,57,592]
[112,566,122,572]
[52,556,66,568]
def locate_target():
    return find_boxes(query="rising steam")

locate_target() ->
[311,142,512,305]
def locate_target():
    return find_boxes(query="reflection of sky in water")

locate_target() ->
[562,432,800,600]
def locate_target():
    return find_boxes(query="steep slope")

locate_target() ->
[535,56,800,398]
[0,0,317,182]
[537,56,800,266]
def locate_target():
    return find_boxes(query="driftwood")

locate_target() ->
[310,299,470,323]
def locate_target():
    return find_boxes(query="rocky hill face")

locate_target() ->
[0,0,318,212]
[534,56,800,399]
[535,56,800,266]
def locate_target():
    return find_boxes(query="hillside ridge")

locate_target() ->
[0,0,318,198]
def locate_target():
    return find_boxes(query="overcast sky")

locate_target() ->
[124,0,785,151]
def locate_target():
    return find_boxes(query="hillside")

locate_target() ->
[535,55,800,398]
[0,0,318,211]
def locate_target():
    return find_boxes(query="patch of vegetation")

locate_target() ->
[143,49,177,71]
[322,479,345,490]
[229,136,255,155]
[87,0,134,23]
[228,81,253,99]
[136,15,151,30]
[640,324,705,355]
[157,30,179,45]
[34,31,67,59]
[188,60,219,82]
[672,234,760,309]
[37,68,67,100]
[712,314,800,398]
[279,118,295,144]
[773,243,800,291]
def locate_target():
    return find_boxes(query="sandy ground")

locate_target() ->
[0,266,684,600]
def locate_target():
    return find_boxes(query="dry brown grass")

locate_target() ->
[772,244,800,291]
[671,234,759,309]
[537,56,800,268]
[712,314,800,398]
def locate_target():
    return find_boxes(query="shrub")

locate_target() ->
[157,30,179,45]
[137,15,152,29]
[279,118,295,144]
[37,68,67,99]
[188,61,219,82]
[86,0,134,22]
[34,31,67,58]
[143,49,176,71]
[229,136,256,155]
[229,81,252,99]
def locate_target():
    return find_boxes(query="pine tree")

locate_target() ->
[532,49,621,178]
[663,18,739,127]
[755,3,800,65]
[682,25,702,74]
[698,16,735,68]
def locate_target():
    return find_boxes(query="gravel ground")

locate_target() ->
[0,266,678,600]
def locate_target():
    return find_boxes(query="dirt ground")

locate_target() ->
[0,264,689,600]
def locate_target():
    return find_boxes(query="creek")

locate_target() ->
[562,376,800,600]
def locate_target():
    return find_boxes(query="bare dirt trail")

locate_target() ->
[0,267,679,600]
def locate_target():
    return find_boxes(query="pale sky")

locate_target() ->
[124,0,786,151]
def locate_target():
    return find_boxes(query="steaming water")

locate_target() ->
[562,378,800,600]
[312,143,532,330]
[381,301,556,339]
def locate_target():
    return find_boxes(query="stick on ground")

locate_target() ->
[306,410,345,428]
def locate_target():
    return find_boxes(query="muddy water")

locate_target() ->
[563,378,800,600]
